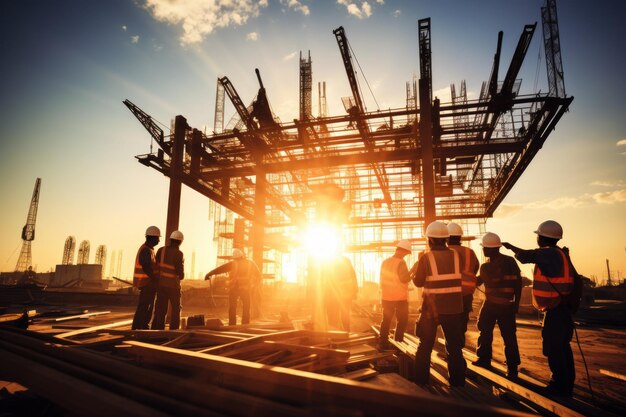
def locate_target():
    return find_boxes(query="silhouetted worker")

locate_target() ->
[473,232,522,379]
[131,226,161,330]
[325,255,358,332]
[447,222,479,334]
[152,230,185,330]
[378,239,412,350]
[503,220,576,397]
[411,221,466,387]
[206,248,262,325]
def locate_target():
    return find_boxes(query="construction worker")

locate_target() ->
[131,226,161,330]
[411,221,466,387]
[325,255,358,332]
[473,232,522,379]
[152,230,185,330]
[378,239,412,350]
[502,220,576,396]
[446,222,479,334]
[206,248,262,325]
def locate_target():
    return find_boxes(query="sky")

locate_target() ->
[0,0,624,283]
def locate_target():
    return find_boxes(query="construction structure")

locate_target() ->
[62,236,76,265]
[15,178,41,272]
[125,2,572,284]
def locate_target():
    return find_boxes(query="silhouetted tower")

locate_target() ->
[318,81,327,118]
[62,236,76,265]
[95,245,107,278]
[77,240,90,264]
[214,78,225,133]
[299,50,312,121]
[15,178,41,272]
[606,259,612,286]
[542,0,565,98]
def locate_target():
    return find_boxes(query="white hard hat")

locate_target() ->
[396,239,412,252]
[232,248,244,259]
[447,222,463,237]
[534,220,563,240]
[145,226,161,237]
[170,230,184,241]
[425,221,450,238]
[481,232,502,248]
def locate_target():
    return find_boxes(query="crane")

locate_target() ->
[15,178,41,272]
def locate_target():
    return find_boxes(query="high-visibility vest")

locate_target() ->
[133,244,156,288]
[532,248,573,311]
[423,250,463,314]
[380,256,408,301]
[484,258,519,304]
[157,247,181,288]
[229,259,258,291]
[449,245,478,296]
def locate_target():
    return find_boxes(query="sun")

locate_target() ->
[301,223,343,260]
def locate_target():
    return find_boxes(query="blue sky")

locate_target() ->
[1,0,624,281]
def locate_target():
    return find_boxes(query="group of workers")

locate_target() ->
[379,219,577,397]
[131,218,577,398]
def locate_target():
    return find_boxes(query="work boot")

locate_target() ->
[471,359,492,369]
[506,367,518,379]
[376,340,393,352]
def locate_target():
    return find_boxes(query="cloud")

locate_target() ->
[495,189,626,217]
[246,31,258,41]
[142,0,269,45]
[122,25,127,31]
[376,0,384,4]
[393,9,401,17]
[283,51,297,61]
[280,0,310,15]
[590,180,624,187]
[616,139,626,146]
[337,0,373,19]
[131,35,140,44]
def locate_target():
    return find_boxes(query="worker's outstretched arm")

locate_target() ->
[205,261,233,279]
[501,242,523,254]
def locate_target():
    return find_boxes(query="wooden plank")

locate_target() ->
[53,311,111,322]
[340,368,378,381]
[599,369,626,382]
[126,341,533,417]
[264,341,350,361]
[55,319,133,340]
[199,329,303,355]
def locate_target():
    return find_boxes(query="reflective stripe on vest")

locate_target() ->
[450,245,478,296]
[133,244,155,288]
[485,274,518,304]
[424,251,462,295]
[532,248,573,311]
[158,247,180,288]
[380,256,408,301]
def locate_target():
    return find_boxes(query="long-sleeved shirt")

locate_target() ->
[138,245,159,283]
[156,246,185,281]
[380,254,411,301]
[515,246,564,277]
[478,254,522,306]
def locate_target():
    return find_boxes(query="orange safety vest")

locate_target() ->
[423,251,463,314]
[485,273,518,305]
[133,244,156,288]
[532,248,573,311]
[380,256,408,301]
[229,259,258,291]
[449,245,478,296]
[157,247,181,288]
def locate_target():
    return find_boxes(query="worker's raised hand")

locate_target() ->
[501,242,513,250]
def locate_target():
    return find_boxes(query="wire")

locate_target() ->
[347,39,381,111]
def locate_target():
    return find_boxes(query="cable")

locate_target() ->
[347,39,381,111]
[573,321,596,403]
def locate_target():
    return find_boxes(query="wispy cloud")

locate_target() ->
[337,0,373,19]
[392,9,401,18]
[246,31,258,41]
[122,25,127,31]
[281,0,310,15]
[142,0,269,45]
[616,139,626,146]
[131,35,140,44]
[591,180,624,188]
[496,189,626,218]
[376,0,385,4]
[283,51,298,61]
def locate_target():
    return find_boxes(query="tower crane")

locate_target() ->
[15,178,41,272]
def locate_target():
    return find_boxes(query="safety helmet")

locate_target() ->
[534,220,563,240]
[447,222,463,237]
[481,232,502,248]
[425,221,450,239]
[145,226,161,237]
[396,239,412,252]
[170,230,184,241]
[232,248,244,259]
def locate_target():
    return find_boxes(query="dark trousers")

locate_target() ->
[380,300,409,342]
[415,313,466,386]
[476,302,520,368]
[229,288,250,325]
[543,304,575,395]
[462,294,473,334]
[326,297,352,332]
[132,283,157,330]
[152,286,182,330]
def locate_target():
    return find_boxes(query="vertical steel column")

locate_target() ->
[165,115,187,245]
[419,78,436,229]
[253,171,266,269]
